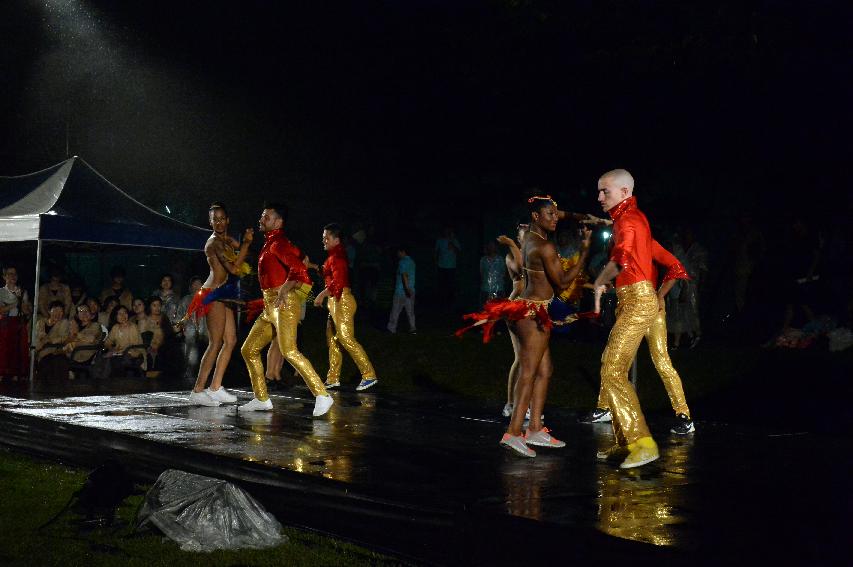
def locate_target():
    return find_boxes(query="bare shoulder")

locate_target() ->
[205,235,224,255]
[533,239,557,260]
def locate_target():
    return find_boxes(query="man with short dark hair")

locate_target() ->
[240,203,333,416]
[314,223,378,391]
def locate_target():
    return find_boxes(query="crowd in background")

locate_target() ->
[0,264,208,381]
[2,211,851,382]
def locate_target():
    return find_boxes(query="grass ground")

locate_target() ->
[0,448,405,567]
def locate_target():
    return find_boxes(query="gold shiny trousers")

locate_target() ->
[241,286,327,401]
[596,302,690,418]
[326,289,375,382]
[600,281,658,445]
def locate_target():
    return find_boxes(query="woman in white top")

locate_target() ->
[0,266,33,380]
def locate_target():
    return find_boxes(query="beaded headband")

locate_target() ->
[527,194,557,208]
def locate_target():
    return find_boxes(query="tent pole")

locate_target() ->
[29,239,43,381]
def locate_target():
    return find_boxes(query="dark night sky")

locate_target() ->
[1,1,851,232]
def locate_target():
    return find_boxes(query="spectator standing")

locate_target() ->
[679,228,708,348]
[38,270,72,317]
[387,245,416,334]
[435,227,461,308]
[176,276,208,378]
[69,282,89,318]
[153,274,180,325]
[0,266,32,380]
[99,266,134,309]
[479,240,506,304]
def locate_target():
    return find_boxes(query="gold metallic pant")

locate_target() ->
[600,281,657,445]
[326,289,375,382]
[241,286,327,400]
[596,303,690,417]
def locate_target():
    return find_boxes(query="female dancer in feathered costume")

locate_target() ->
[458,195,592,457]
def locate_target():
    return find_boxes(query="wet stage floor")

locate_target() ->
[0,380,847,564]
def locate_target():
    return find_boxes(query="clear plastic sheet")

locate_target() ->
[136,469,285,552]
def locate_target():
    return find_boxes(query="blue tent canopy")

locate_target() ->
[0,157,208,251]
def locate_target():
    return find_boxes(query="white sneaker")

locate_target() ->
[500,433,536,458]
[205,387,237,403]
[239,398,273,412]
[524,427,566,448]
[188,390,220,407]
[313,395,334,417]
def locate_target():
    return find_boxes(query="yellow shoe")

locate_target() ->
[620,436,659,469]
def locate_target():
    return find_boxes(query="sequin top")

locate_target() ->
[322,244,350,299]
[257,229,311,290]
[608,196,655,288]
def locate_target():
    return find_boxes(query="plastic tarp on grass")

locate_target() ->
[0,157,208,251]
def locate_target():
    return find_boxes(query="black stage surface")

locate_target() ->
[0,378,847,565]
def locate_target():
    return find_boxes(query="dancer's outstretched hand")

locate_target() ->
[242,228,254,245]
[496,235,514,247]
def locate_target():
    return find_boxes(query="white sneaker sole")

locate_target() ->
[525,440,566,448]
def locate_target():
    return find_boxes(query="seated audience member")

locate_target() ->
[38,270,72,318]
[66,304,105,366]
[99,266,133,309]
[104,305,147,374]
[36,300,72,378]
[130,297,147,324]
[86,297,105,331]
[99,296,120,329]
[0,266,33,380]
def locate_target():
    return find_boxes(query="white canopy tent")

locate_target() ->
[0,157,210,379]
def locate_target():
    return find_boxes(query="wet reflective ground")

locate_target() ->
[0,378,847,563]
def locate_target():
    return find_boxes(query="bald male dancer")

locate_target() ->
[592,168,688,468]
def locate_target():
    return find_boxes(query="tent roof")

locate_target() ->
[0,157,208,251]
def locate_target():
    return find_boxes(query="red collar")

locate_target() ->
[327,243,346,259]
[608,196,637,221]
[264,228,284,242]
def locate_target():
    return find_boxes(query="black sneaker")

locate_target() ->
[670,413,695,434]
[579,407,612,423]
